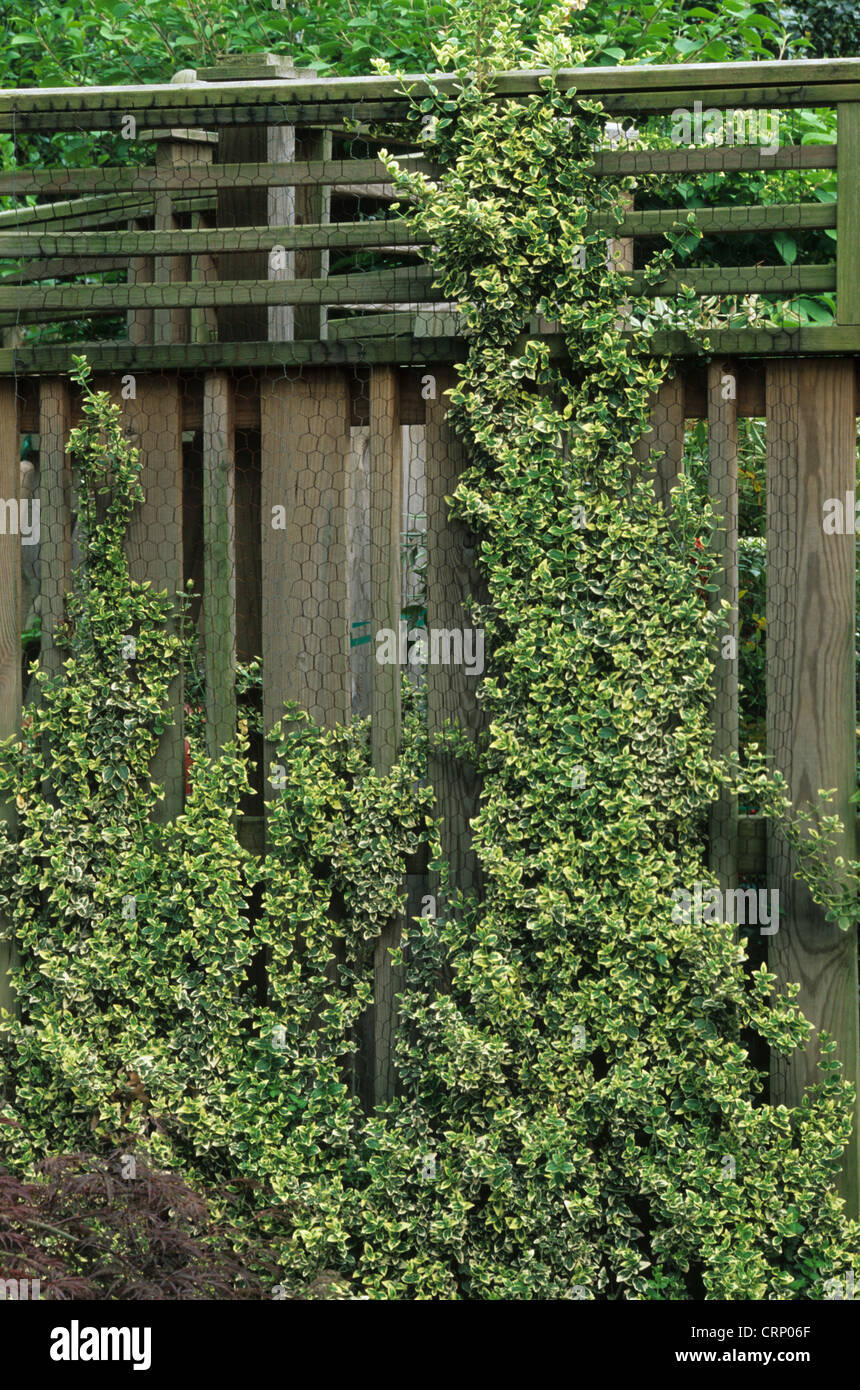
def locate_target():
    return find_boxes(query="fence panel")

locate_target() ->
[765,358,860,1214]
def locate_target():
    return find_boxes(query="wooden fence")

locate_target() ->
[0,52,859,1204]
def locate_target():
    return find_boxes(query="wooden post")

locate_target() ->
[203,372,236,756]
[133,113,217,346]
[707,358,739,888]
[837,103,860,326]
[294,127,332,342]
[122,378,185,821]
[766,358,860,1216]
[38,379,72,685]
[368,366,402,1106]
[426,366,485,916]
[0,379,19,1015]
[205,53,298,343]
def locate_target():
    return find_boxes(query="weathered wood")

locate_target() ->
[233,415,261,670]
[2,56,859,116]
[592,145,837,175]
[0,219,428,258]
[837,103,860,325]
[189,209,218,345]
[203,372,236,756]
[370,367,402,773]
[0,337,457,376]
[38,379,72,684]
[683,361,767,419]
[0,263,831,329]
[0,88,854,135]
[259,368,350,745]
[0,189,213,230]
[587,84,860,116]
[426,366,485,919]
[153,135,212,345]
[0,268,437,316]
[0,263,833,316]
[647,325,860,356]
[0,190,157,228]
[608,202,837,236]
[0,157,436,195]
[294,129,332,342]
[627,265,835,296]
[266,116,298,343]
[122,377,185,821]
[348,425,372,721]
[765,358,859,1216]
[368,366,403,1107]
[0,101,413,135]
[329,312,418,341]
[0,256,127,283]
[209,53,297,344]
[0,378,18,1015]
[634,373,686,507]
[8,322,860,380]
[707,359,738,889]
[12,359,860,432]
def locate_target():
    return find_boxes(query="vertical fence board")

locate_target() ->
[39,379,72,686]
[766,358,860,1216]
[0,379,18,1013]
[370,367,402,771]
[260,368,350,752]
[707,358,739,887]
[348,424,372,720]
[123,377,184,821]
[203,371,237,756]
[426,366,485,915]
[369,365,402,1106]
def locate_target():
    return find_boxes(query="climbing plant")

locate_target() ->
[0,359,439,1293]
[360,0,860,1297]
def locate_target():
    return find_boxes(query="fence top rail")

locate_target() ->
[2,57,860,116]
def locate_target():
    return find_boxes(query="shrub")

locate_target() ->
[0,1133,278,1300]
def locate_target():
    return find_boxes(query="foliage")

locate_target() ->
[0,358,438,1292]
[0,0,798,93]
[364,0,860,1297]
[782,0,860,57]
